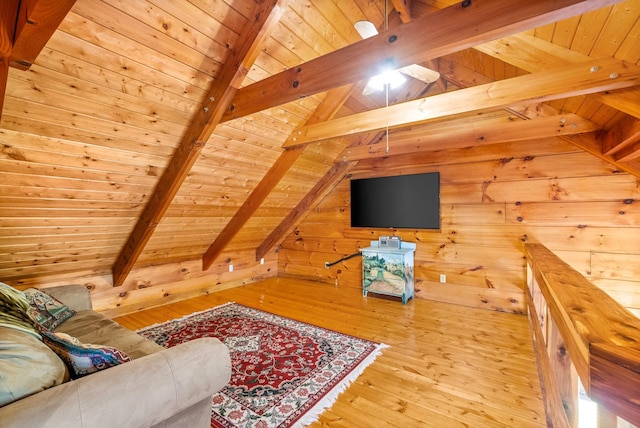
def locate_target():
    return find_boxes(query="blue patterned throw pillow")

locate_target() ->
[41,331,131,378]
[23,288,76,331]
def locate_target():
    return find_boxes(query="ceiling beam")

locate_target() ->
[283,57,639,146]
[202,83,356,270]
[251,13,442,264]
[254,66,437,260]
[1,0,78,120]
[255,161,356,262]
[111,0,289,287]
[444,54,640,180]
[10,0,78,70]
[390,0,411,23]
[340,113,599,161]
[390,1,448,98]
[202,146,303,270]
[431,40,640,179]
[605,117,640,162]
[475,33,640,119]
[473,33,640,169]
[220,0,622,122]
[561,133,640,179]
[0,0,19,119]
[424,59,447,93]
[603,116,640,155]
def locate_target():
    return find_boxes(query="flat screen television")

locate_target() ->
[350,172,440,230]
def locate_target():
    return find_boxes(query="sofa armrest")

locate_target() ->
[42,284,93,312]
[0,337,231,428]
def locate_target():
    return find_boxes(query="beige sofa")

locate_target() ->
[0,284,232,427]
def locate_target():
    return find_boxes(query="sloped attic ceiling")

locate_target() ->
[0,0,639,286]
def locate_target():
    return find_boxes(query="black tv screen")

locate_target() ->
[350,172,440,229]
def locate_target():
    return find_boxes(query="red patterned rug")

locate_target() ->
[138,302,387,427]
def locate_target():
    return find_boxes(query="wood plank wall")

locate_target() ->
[278,137,640,315]
[13,249,278,318]
[11,136,640,319]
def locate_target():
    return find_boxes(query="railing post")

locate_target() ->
[547,316,579,427]
[526,262,570,427]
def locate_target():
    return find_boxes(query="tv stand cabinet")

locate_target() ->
[360,241,415,304]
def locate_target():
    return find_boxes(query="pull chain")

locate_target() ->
[385,82,389,154]
[384,0,390,154]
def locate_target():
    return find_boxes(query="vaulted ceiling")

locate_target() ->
[1,0,639,286]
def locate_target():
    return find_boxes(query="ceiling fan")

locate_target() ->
[354,20,441,95]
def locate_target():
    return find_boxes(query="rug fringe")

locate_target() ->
[135,301,236,333]
[292,342,390,428]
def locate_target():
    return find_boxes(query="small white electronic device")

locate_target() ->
[378,235,402,249]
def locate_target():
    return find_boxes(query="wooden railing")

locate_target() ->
[525,243,640,427]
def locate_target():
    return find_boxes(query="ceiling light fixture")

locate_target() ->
[354,9,440,96]
[354,20,407,95]
[368,68,407,92]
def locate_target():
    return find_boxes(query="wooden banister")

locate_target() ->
[590,343,640,424]
[525,243,640,426]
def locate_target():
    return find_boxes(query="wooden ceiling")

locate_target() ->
[1,0,639,286]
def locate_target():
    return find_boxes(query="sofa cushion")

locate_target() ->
[42,331,131,378]
[0,326,67,407]
[0,283,40,339]
[23,288,76,331]
[55,310,164,359]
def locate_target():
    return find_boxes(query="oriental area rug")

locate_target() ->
[138,302,387,428]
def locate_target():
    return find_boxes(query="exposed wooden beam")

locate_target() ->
[561,133,640,179]
[0,0,19,119]
[445,54,640,180]
[0,1,18,56]
[391,1,449,99]
[476,33,640,119]
[439,55,493,89]
[284,58,639,146]
[602,89,640,120]
[602,116,640,162]
[614,143,640,163]
[425,59,447,93]
[298,84,356,129]
[252,23,445,262]
[440,42,640,179]
[340,113,599,161]
[0,57,7,119]
[202,84,356,269]
[391,0,411,23]
[251,25,449,263]
[255,73,435,260]
[473,32,640,170]
[0,0,75,120]
[202,147,303,270]
[9,0,77,70]
[112,0,288,287]
[255,161,355,261]
[221,0,622,122]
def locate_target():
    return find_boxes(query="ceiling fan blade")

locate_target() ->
[354,20,378,39]
[399,64,440,84]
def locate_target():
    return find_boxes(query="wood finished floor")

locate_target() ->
[114,277,547,427]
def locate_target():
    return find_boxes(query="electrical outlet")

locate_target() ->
[439,274,446,283]
[228,264,233,272]
[260,258,264,265]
